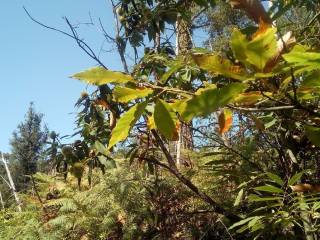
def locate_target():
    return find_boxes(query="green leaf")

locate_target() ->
[113,86,153,103]
[170,99,189,116]
[94,141,108,155]
[192,54,251,81]
[181,83,246,121]
[301,70,320,89]
[264,118,277,129]
[266,172,284,186]
[229,217,256,230]
[234,91,266,106]
[231,29,248,65]
[72,67,134,85]
[98,156,116,169]
[305,125,320,147]
[254,185,283,193]
[248,194,282,202]
[288,171,304,186]
[312,202,320,211]
[231,28,277,70]
[234,189,244,206]
[248,216,264,229]
[283,45,320,69]
[160,60,183,83]
[108,102,147,149]
[154,100,179,141]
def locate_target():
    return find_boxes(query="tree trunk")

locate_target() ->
[0,191,4,209]
[175,1,194,166]
[1,154,22,212]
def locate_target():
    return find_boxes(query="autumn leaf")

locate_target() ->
[218,109,233,134]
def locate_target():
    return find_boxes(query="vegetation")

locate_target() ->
[1,0,320,239]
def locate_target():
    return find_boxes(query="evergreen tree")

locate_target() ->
[10,103,48,189]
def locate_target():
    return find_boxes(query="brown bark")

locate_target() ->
[175,1,194,157]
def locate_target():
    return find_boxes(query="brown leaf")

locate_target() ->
[252,19,272,39]
[95,99,109,109]
[290,184,320,193]
[109,111,116,130]
[252,116,265,131]
[230,0,272,24]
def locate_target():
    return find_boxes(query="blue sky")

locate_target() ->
[0,1,126,152]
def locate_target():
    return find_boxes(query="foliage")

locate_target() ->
[2,0,320,239]
[9,103,48,190]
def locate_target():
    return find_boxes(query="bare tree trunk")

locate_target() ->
[1,153,22,212]
[176,127,182,166]
[0,190,4,209]
[175,1,194,166]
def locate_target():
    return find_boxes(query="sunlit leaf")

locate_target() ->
[181,83,246,121]
[94,141,108,155]
[234,91,267,106]
[147,115,156,130]
[192,54,250,81]
[218,109,233,134]
[108,102,147,149]
[248,216,264,229]
[154,100,179,141]
[72,67,134,85]
[170,99,189,116]
[98,156,116,169]
[234,189,244,206]
[113,86,153,103]
[283,44,320,69]
[231,27,277,70]
[229,217,256,230]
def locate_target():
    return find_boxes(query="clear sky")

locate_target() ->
[0,1,125,152]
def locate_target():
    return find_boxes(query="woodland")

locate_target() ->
[1,0,320,239]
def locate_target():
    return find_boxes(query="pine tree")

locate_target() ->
[10,103,48,190]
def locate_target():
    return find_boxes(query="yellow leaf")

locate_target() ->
[72,67,134,85]
[234,91,267,106]
[147,115,156,130]
[192,54,251,81]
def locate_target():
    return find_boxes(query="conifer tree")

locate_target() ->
[10,103,48,189]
